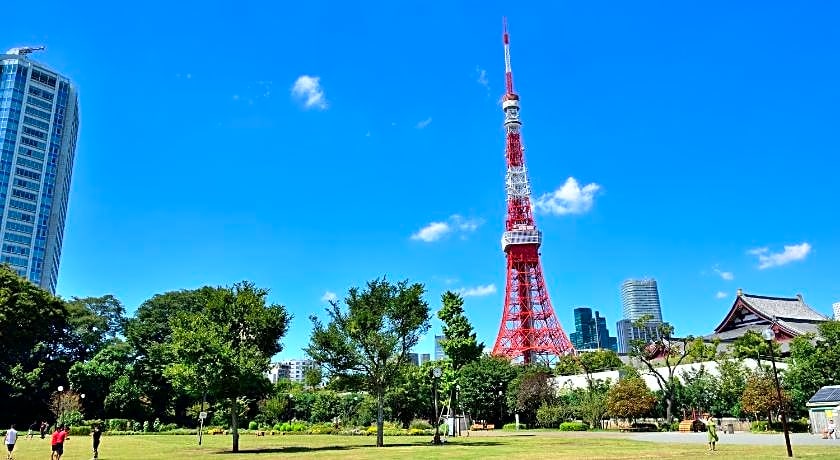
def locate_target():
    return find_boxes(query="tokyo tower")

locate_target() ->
[492,19,575,363]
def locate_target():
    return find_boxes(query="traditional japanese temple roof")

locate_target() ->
[709,290,830,342]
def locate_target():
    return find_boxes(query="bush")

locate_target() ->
[132,421,142,432]
[408,419,432,430]
[536,405,565,428]
[153,418,162,432]
[58,410,84,428]
[69,426,90,436]
[502,422,525,430]
[248,421,258,430]
[558,422,588,432]
[308,422,336,435]
[83,419,104,428]
[159,423,178,432]
[107,419,131,431]
[751,419,810,433]
[750,421,769,432]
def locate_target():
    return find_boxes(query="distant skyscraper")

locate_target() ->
[277,359,317,384]
[616,319,669,354]
[833,302,840,321]
[569,307,617,352]
[621,279,663,322]
[408,353,420,366]
[0,48,79,293]
[434,335,447,360]
[419,353,430,365]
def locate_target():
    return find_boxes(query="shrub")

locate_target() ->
[273,423,284,431]
[750,421,769,432]
[69,426,91,436]
[502,422,525,430]
[58,410,84,428]
[308,422,336,435]
[558,422,589,432]
[409,419,432,430]
[132,421,142,432]
[153,418,162,432]
[83,419,104,428]
[536,405,565,428]
[751,419,810,433]
[107,419,131,431]
[159,423,178,432]
[248,421,259,430]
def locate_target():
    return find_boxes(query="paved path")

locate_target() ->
[631,431,840,447]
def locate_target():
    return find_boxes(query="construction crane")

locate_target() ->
[5,46,45,56]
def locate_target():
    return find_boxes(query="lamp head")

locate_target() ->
[762,327,775,341]
[433,367,442,378]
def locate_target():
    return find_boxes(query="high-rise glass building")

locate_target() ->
[569,307,617,352]
[620,279,663,322]
[0,48,79,293]
[434,335,446,361]
[833,302,840,321]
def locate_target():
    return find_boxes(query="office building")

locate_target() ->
[616,319,668,354]
[408,353,420,366]
[419,353,430,364]
[435,335,446,361]
[621,279,663,322]
[266,362,290,384]
[833,302,840,321]
[267,359,318,384]
[570,307,617,352]
[0,48,79,293]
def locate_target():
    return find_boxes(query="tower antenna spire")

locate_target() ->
[502,17,514,94]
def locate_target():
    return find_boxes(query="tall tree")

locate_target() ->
[166,281,290,452]
[0,265,70,424]
[628,315,697,423]
[784,321,840,417]
[306,278,430,447]
[67,340,134,419]
[65,295,126,360]
[508,365,556,427]
[742,370,788,426]
[437,291,483,421]
[124,287,223,422]
[458,356,518,425]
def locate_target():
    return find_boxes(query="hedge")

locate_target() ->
[558,422,589,432]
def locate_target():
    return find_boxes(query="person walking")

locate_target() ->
[50,426,68,460]
[39,421,48,440]
[92,424,102,458]
[828,419,837,440]
[4,424,17,460]
[26,422,36,440]
[701,415,718,452]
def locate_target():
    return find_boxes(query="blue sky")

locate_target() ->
[7,1,839,359]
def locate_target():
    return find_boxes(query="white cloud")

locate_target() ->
[411,222,450,242]
[458,284,497,297]
[232,94,240,101]
[365,131,371,137]
[716,291,728,299]
[714,267,734,281]
[748,242,812,269]
[533,177,601,216]
[186,73,192,79]
[291,75,327,110]
[476,66,489,88]
[416,117,432,129]
[410,215,483,243]
[321,291,338,303]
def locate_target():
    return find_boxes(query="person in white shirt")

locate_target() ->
[4,424,17,460]
[829,419,837,439]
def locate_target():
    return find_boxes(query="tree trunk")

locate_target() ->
[231,398,240,453]
[767,409,773,430]
[449,385,457,435]
[666,395,673,424]
[376,390,384,447]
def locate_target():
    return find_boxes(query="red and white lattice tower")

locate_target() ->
[492,19,575,363]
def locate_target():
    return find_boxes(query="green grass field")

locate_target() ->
[7,432,840,460]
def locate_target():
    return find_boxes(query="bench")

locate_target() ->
[470,424,495,431]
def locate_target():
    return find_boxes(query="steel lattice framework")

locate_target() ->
[492,19,575,364]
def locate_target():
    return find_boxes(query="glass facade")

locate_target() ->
[0,53,78,294]
[620,279,663,322]
[570,307,617,352]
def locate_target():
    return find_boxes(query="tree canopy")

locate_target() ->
[306,278,430,447]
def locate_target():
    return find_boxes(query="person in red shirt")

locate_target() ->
[50,426,68,460]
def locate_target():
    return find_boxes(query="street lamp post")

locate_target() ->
[432,367,442,445]
[57,386,64,425]
[498,390,503,426]
[762,327,793,458]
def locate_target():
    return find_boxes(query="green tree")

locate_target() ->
[306,278,430,447]
[67,340,134,419]
[628,316,696,423]
[437,291,483,421]
[304,366,324,390]
[458,356,518,425]
[712,358,747,417]
[508,366,556,426]
[554,355,583,376]
[731,330,780,367]
[125,287,224,423]
[166,281,290,452]
[65,295,126,361]
[386,362,440,428]
[576,379,612,429]
[785,321,840,417]
[0,265,71,424]
[606,377,656,422]
[579,349,623,375]
[679,366,718,416]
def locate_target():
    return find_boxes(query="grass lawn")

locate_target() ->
[7,432,840,459]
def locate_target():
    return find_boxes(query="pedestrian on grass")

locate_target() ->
[92,424,102,458]
[828,419,837,440]
[39,421,47,439]
[50,425,68,460]
[26,422,36,440]
[4,424,17,460]
[701,415,718,452]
